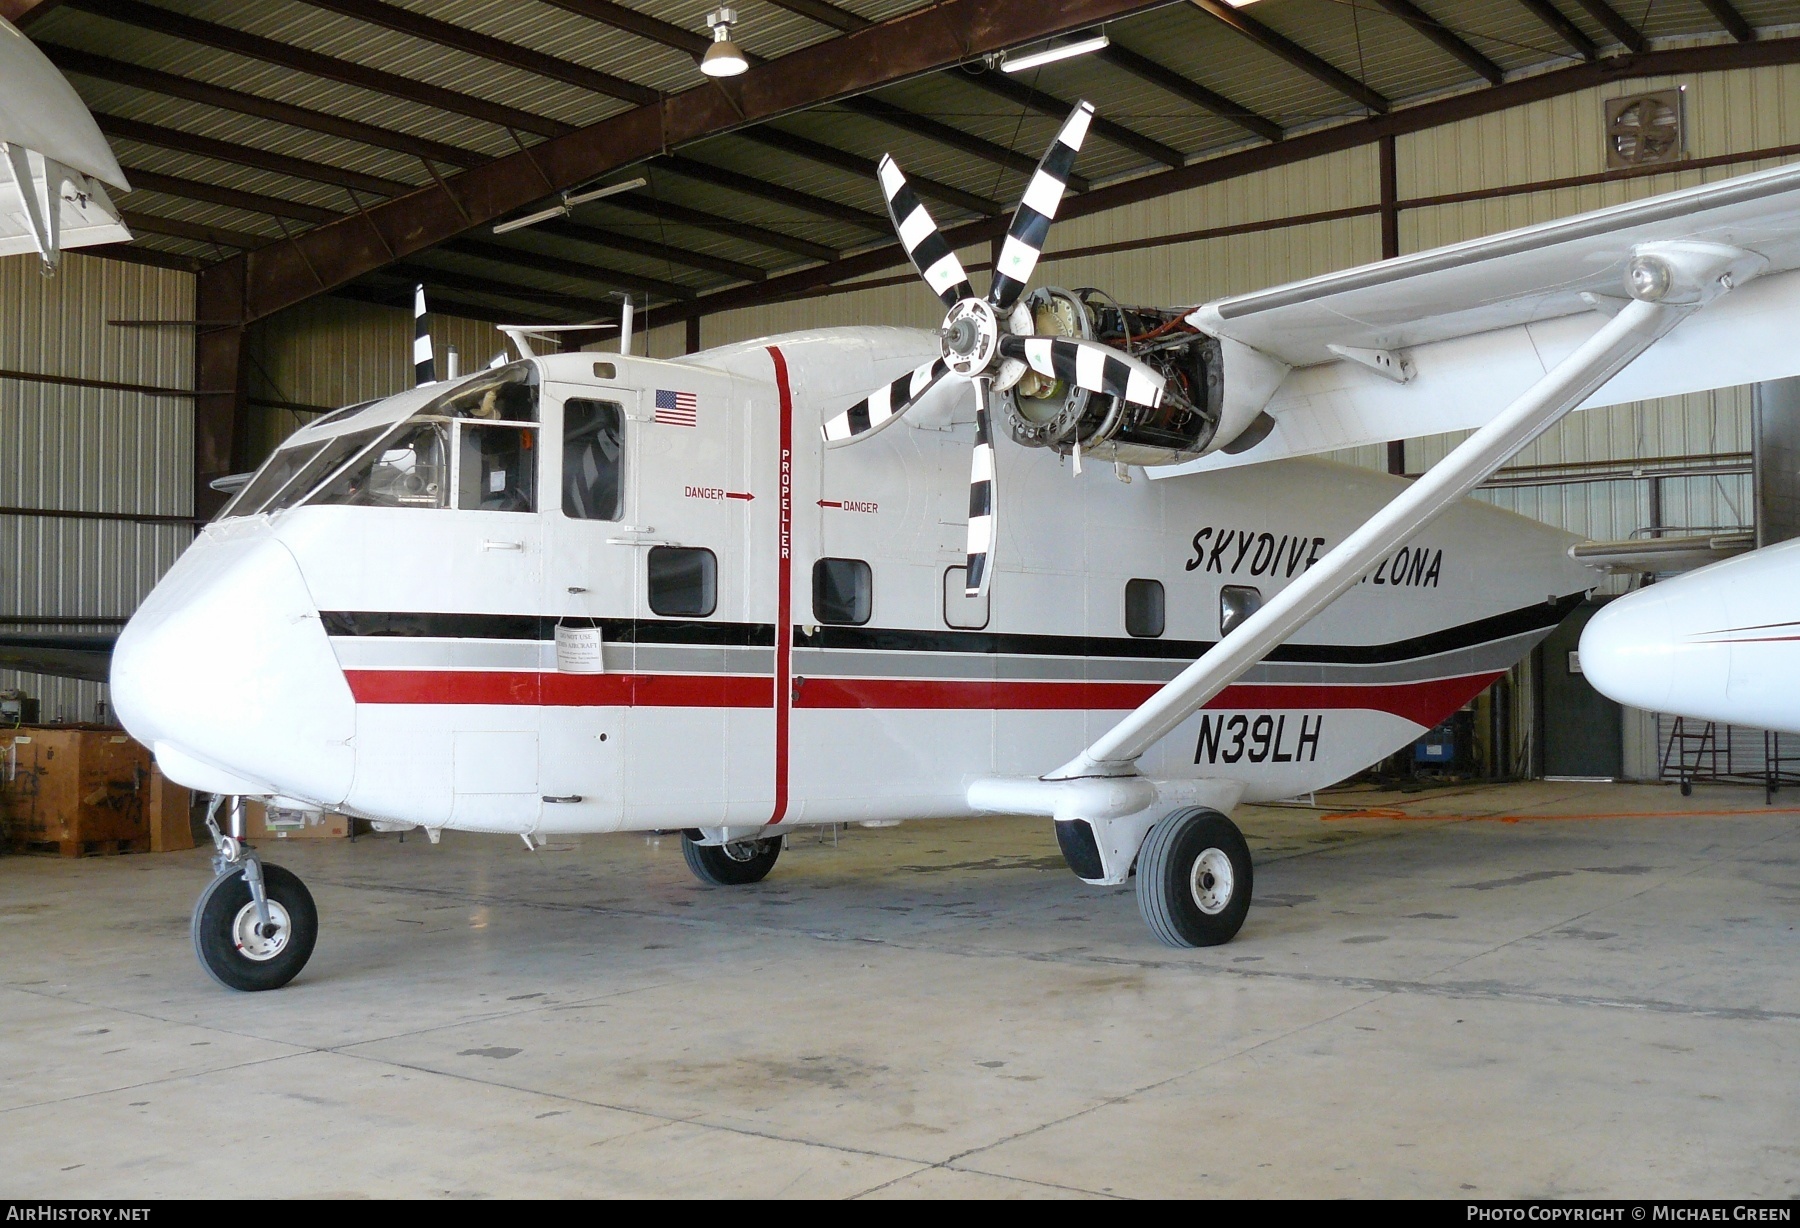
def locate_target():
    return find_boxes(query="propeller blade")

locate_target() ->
[820,358,952,447]
[965,377,997,598]
[989,101,1094,312]
[413,284,435,386]
[997,334,1166,408]
[879,156,974,308]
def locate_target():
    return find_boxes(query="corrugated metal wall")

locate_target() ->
[0,251,194,723]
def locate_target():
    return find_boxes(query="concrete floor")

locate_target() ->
[2,779,1797,1198]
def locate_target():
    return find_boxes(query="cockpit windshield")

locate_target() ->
[215,362,540,520]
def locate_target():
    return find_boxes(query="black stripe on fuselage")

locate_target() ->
[320,611,774,647]
[319,593,1580,665]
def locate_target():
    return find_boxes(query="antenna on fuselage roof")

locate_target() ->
[413,284,435,386]
[496,323,619,362]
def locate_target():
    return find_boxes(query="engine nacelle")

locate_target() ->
[997,288,1284,467]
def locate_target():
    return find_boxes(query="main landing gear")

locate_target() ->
[1133,808,1254,948]
[681,830,783,885]
[192,796,318,991]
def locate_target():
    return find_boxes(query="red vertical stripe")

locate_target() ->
[767,346,793,827]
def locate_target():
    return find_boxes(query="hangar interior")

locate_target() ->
[4,0,1800,1200]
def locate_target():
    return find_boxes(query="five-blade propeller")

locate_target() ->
[820,102,1168,598]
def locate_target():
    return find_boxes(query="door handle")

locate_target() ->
[481,539,525,552]
[542,795,584,804]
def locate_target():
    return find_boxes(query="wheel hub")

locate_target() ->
[1188,847,1235,916]
[231,899,292,961]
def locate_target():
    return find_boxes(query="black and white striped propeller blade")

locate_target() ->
[996,334,1167,408]
[820,358,951,447]
[413,283,434,386]
[965,377,997,599]
[988,102,1093,313]
[879,156,974,309]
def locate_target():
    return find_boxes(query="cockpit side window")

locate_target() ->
[245,426,390,517]
[458,422,537,513]
[561,399,623,521]
[312,420,451,508]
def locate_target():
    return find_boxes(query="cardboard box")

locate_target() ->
[0,727,151,854]
[147,767,195,852]
[244,800,350,840]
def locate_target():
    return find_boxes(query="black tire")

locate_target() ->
[1135,807,1253,948]
[191,862,318,992]
[681,833,781,885]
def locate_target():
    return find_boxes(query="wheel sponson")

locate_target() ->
[1135,807,1253,948]
[681,834,781,886]
[191,863,319,992]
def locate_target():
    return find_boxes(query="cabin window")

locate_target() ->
[814,558,871,626]
[1126,578,1165,638]
[943,566,989,630]
[562,399,624,521]
[1220,585,1262,637]
[648,546,717,618]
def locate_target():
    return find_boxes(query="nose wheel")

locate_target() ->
[191,796,318,991]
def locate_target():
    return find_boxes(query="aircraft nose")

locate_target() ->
[1579,588,1689,715]
[112,528,355,804]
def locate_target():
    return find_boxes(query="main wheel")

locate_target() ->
[191,863,318,991]
[1135,808,1253,948]
[681,833,781,885]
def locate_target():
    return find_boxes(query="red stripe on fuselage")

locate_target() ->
[767,345,794,828]
[344,669,1498,727]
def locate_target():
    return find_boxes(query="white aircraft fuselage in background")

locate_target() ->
[1581,538,1800,734]
[112,327,1591,837]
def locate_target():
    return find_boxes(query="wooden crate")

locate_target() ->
[147,767,195,852]
[0,727,151,856]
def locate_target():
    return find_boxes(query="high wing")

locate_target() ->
[0,633,117,684]
[1163,161,1800,474]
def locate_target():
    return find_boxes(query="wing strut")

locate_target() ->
[1048,241,1758,782]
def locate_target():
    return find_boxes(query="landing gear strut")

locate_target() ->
[192,796,318,991]
[1135,807,1253,948]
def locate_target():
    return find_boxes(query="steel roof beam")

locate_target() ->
[534,218,767,283]
[1513,0,1598,59]
[124,166,340,224]
[1565,0,1648,52]
[836,96,1089,190]
[294,0,659,106]
[383,262,627,319]
[443,237,696,301]
[208,0,1166,321]
[329,281,568,329]
[599,195,838,264]
[1369,0,1505,84]
[1185,0,1391,113]
[546,0,1076,193]
[39,44,487,169]
[95,112,416,197]
[121,210,270,250]
[4,0,63,24]
[1697,0,1754,43]
[1097,45,1282,144]
[66,0,574,138]
[653,155,892,233]
[957,68,1187,168]
[737,127,1003,216]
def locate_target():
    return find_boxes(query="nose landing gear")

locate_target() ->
[192,796,318,991]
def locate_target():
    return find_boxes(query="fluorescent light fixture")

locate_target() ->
[1001,30,1109,74]
[491,177,648,234]
[700,7,748,77]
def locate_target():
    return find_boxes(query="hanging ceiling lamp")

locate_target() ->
[699,8,748,77]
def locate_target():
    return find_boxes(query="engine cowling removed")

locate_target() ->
[998,287,1225,466]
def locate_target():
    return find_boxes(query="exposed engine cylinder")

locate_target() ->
[998,287,1224,466]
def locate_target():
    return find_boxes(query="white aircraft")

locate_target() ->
[0,16,131,270]
[1579,538,1800,735]
[36,102,1800,991]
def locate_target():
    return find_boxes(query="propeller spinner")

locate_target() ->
[821,103,1170,598]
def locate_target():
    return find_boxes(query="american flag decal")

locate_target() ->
[654,388,699,427]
